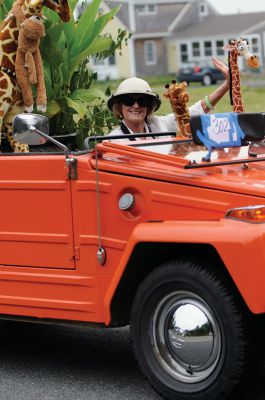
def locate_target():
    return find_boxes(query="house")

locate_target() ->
[89,0,265,79]
[169,1,265,73]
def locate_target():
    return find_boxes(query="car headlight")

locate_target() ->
[225,205,265,223]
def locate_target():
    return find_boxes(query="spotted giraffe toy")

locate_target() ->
[224,38,259,112]
[0,0,70,152]
[164,80,191,138]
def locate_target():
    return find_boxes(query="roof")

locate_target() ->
[173,12,265,38]
[108,1,188,34]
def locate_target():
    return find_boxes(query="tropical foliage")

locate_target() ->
[0,0,13,18]
[41,0,128,140]
[0,0,130,143]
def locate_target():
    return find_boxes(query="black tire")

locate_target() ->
[202,74,212,86]
[131,260,259,400]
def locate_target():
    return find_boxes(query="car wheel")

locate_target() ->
[131,260,260,400]
[202,74,212,86]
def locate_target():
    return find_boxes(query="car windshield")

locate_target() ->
[98,134,265,170]
[126,137,250,162]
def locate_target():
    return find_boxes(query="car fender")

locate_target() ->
[104,218,265,324]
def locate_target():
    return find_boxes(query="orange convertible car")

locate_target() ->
[2,112,265,400]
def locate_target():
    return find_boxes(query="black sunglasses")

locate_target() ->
[121,95,150,108]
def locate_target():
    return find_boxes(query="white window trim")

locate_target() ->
[203,40,212,57]
[263,32,265,60]
[191,41,201,58]
[144,40,157,65]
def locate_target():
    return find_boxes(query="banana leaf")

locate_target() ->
[46,100,61,118]
[74,0,102,45]
[71,88,105,102]
[70,6,120,60]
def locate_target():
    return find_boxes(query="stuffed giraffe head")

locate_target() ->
[25,0,70,22]
[236,38,260,68]
[164,80,190,104]
[224,38,260,69]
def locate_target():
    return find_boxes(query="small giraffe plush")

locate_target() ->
[164,80,191,137]
[15,15,46,113]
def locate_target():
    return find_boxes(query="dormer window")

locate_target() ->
[136,4,157,15]
[199,0,208,17]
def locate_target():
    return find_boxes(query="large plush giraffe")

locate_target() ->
[0,0,70,152]
[164,80,191,138]
[224,38,259,113]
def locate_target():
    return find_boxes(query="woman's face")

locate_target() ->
[120,95,148,125]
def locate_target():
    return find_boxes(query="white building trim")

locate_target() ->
[106,0,193,5]
[128,37,136,76]
[128,0,136,32]
[168,3,191,32]
[240,20,265,35]
[133,32,170,39]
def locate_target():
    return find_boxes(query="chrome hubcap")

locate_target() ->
[152,291,221,384]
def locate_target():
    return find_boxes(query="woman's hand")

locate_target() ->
[202,58,230,113]
[211,57,229,88]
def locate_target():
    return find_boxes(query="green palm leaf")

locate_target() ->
[69,36,113,72]
[75,0,102,45]
[71,88,105,102]
[70,6,120,60]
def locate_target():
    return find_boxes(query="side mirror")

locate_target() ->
[12,113,77,179]
[13,113,49,145]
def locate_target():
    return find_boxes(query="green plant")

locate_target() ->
[0,0,13,20]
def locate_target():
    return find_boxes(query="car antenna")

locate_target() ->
[94,135,106,266]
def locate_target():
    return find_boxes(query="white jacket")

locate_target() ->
[109,100,205,137]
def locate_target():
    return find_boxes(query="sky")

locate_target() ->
[208,0,265,14]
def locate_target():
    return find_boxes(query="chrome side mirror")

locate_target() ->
[13,113,49,145]
[12,113,77,179]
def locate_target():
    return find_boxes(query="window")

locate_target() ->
[204,41,212,56]
[136,4,157,14]
[192,42,200,57]
[250,37,259,54]
[148,4,155,12]
[216,40,224,56]
[199,0,208,16]
[136,5,145,12]
[180,43,188,62]
[93,57,104,66]
[144,41,157,65]
[109,54,116,65]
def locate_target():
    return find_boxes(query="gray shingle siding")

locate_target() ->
[135,39,167,76]
[134,3,185,33]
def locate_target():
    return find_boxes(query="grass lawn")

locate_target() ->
[153,81,265,116]
[99,73,265,117]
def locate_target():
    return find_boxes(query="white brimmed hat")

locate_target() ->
[107,77,161,111]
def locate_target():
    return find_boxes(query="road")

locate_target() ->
[0,320,263,400]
